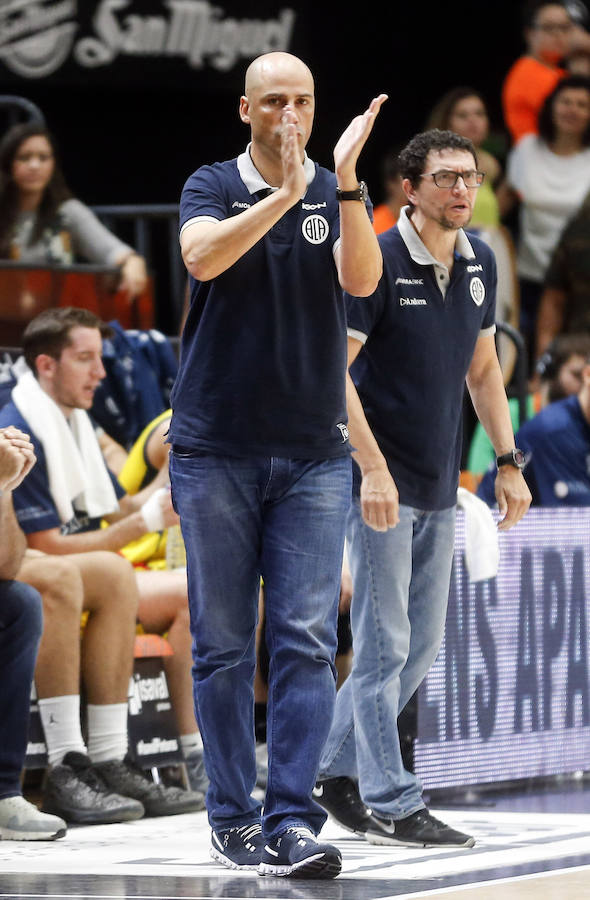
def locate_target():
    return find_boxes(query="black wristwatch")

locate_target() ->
[496,448,526,470]
[336,181,368,202]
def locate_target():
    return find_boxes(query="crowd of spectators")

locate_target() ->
[2,0,590,846]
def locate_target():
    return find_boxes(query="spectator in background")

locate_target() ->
[0,426,67,841]
[371,150,406,234]
[467,332,590,477]
[0,122,147,299]
[501,1,590,143]
[426,87,501,227]
[478,348,590,505]
[497,75,590,360]
[536,186,590,356]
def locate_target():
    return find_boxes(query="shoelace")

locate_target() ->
[236,823,263,841]
[286,826,316,842]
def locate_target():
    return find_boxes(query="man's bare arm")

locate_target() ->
[0,427,37,577]
[346,337,399,531]
[466,334,531,530]
[334,95,387,297]
[181,111,306,282]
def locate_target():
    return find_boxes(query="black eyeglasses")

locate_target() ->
[420,170,485,189]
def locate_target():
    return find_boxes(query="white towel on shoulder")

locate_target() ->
[456,486,499,582]
[12,368,119,525]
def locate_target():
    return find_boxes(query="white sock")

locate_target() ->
[180,732,203,756]
[38,695,86,767]
[86,703,129,763]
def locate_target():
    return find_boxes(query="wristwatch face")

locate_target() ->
[497,448,526,469]
[513,449,526,468]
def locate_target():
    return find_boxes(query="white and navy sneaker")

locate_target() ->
[210,822,264,870]
[258,826,342,879]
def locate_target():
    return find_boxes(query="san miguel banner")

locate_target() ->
[416,508,590,791]
[0,1,297,83]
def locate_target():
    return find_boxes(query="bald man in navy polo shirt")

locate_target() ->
[168,51,386,878]
[316,130,531,848]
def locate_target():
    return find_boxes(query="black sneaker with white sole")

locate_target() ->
[210,823,264,870]
[365,808,475,848]
[258,826,342,879]
[313,776,373,834]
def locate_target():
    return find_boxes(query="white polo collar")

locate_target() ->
[237,143,317,195]
[397,206,475,265]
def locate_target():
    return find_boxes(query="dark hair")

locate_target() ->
[0,122,72,258]
[536,332,590,397]
[23,307,113,374]
[426,87,488,133]
[522,0,568,30]
[538,74,590,145]
[398,129,477,189]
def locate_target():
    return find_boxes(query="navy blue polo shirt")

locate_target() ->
[0,400,125,535]
[169,146,363,459]
[347,207,497,511]
[477,394,590,507]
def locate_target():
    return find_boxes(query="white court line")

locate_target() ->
[379,862,590,898]
[0,895,273,900]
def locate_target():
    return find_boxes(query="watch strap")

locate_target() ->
[336,181,367,202]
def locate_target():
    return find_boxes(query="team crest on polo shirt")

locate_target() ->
[302,214,329,244]
[469,276,485,306]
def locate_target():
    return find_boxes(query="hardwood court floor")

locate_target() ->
[1,779,589,899]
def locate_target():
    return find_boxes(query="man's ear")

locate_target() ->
[239,96,250,125]
[402,177,416,206]
[34,353,57,380]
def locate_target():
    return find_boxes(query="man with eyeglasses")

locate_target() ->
[502,0,590,143]
[315,129,531,848]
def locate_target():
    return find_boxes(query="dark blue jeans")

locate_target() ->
[0,580,43,799]
[169,452,351,838]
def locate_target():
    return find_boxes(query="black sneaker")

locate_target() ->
[259,826,342,879]
[313,776,373,834]
[41,751,144,825]
[365,808,475,848]
[93,757,205,817]
[210,822,265,870]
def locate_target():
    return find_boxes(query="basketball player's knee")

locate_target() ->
[92,552,140,618]
[29,557,84,622]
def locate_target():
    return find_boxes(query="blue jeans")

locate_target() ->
[319,499,456,819]
[0,580,43,799]
[169,452,351,838]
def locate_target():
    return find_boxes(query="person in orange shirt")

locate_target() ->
[502,0,590,143]
[371,150,406,234]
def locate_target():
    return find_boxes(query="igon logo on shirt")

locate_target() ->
[302,214,329,244]
[469,276,486,306]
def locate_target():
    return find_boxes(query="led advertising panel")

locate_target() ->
[415,508,590,790]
